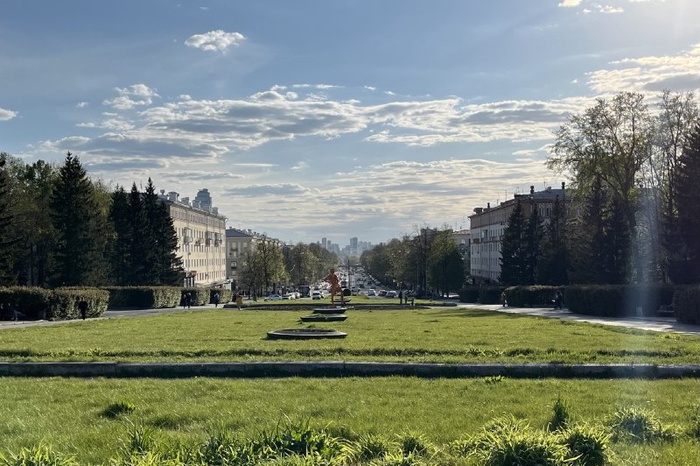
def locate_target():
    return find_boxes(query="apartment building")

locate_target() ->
[469,184,567,283]
[160,190,227,287]
[225,228,284,290]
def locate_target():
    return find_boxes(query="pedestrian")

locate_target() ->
[78,300,88,320]
[398,290,403,305]
[552,290,563,309]
[500,291,507,307]
[236,292,243,310]
[184,291,192,309]
[324,268,345,307]
[213,291,220,308]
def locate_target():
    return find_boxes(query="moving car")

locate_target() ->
[264,294,283,301]
[385,290,397,298]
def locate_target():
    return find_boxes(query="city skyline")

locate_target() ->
[1,1,699,244]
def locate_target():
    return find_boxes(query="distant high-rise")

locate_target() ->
[195,189,212,212]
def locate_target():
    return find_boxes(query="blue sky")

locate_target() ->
[1,0,699,246]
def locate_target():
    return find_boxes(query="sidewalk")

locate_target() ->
[457,303,700,336]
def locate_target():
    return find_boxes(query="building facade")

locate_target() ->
[160,191,227,287]
[225,228,284,290]
[469,184,567,283]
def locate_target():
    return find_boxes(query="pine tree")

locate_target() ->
[127,183,150,285]
[0,155,17,285]
[523,205,543,285]
[537,196,568,285]
[49,152,108,286]
[108,186,132,285]
[143,179,183,285]
[499,201,526,285]
[672,123,700,283]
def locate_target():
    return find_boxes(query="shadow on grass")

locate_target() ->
[429,308,531,319]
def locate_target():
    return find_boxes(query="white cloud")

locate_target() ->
[587,43,700,93]
[558,0,583,7]
[0,108,17,121]
[185,30,245,52]
[103,84,159,110]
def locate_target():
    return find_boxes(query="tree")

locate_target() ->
[126,183,151,285]
[549,92,653,283]
[537,196,568,285]
[240,236,287,296]
[0,155,18,285]
[427,229,465,296]
[143,179,183,285]
[499,201,527,285]
[49,152,108,286]
[108,186,132,285]
[670,123,700,283]
[522,205,543,285]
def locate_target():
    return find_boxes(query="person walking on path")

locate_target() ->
[236,293,243,310]
[212,291,220,308]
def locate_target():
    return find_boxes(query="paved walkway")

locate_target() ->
[456,303,700,336]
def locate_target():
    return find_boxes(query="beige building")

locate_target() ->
[469,184,567,283]
[160,191,227,287]
[225,228,284,290]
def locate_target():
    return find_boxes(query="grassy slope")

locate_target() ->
[0,307,698,363]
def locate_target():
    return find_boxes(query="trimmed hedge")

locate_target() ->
[457,286,504,304]
[565,284,675,318]
[504,286,562,308]
[104,286,181,309]
[0,287,108,321]
[209,288,232,305]
[673,286,700,325]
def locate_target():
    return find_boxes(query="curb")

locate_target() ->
[1,362,700,379]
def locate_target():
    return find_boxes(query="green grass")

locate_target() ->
[0,377,699,464]
[0,307,699,364]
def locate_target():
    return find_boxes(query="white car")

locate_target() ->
[311,291,322,300]
[367,289,376,296]
[264,294,283,301]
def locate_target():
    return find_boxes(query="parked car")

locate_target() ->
[264,294,283,301]
[378,290,387,297]
[367,289,376,296]
[385,290,397,298]
[282,293,295,300]
[311,291,322,300]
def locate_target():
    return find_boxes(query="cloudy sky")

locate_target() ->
[1,0,699,246]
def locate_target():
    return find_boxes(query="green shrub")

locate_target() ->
[467,416,567,466]
[565,285,675,318]
[478,286,505,305]
[0,443,78,466]
[182,288,209,307]
[607,406,677,443]
[105,287,181,309]
[458,286,479,303]
[548,397,571,432]
[558,423,611,466]
[340,433,392,463]
[102,400,137,419]
[210,288,232,305]
[395,431,435,457]
[505,286,561,308]
[672,285,700,325]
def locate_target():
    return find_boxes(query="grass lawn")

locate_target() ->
[1,376,700,464]
[0,307,698,364]
[2,307,700,464]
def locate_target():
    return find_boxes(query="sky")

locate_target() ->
[1,0,700,247]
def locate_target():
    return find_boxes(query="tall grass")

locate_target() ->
[0,377,698,464]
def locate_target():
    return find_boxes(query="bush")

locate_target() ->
[558,423,611,466]
[209,288,232,305]
[548,397,571,432]
[0,287,108,321]
[564,285,675,318]
[458,286,480,303]
[105,287,181,309]
[467,416,567,466]
[607,406,677,443]
[672,285,700,325]
[0,443,78,466]
[505,286,562,308]
[478,286,506,304]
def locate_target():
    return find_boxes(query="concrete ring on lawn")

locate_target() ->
[313,307,349,314]
[266,328,348,339]
[300,314,348,322]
